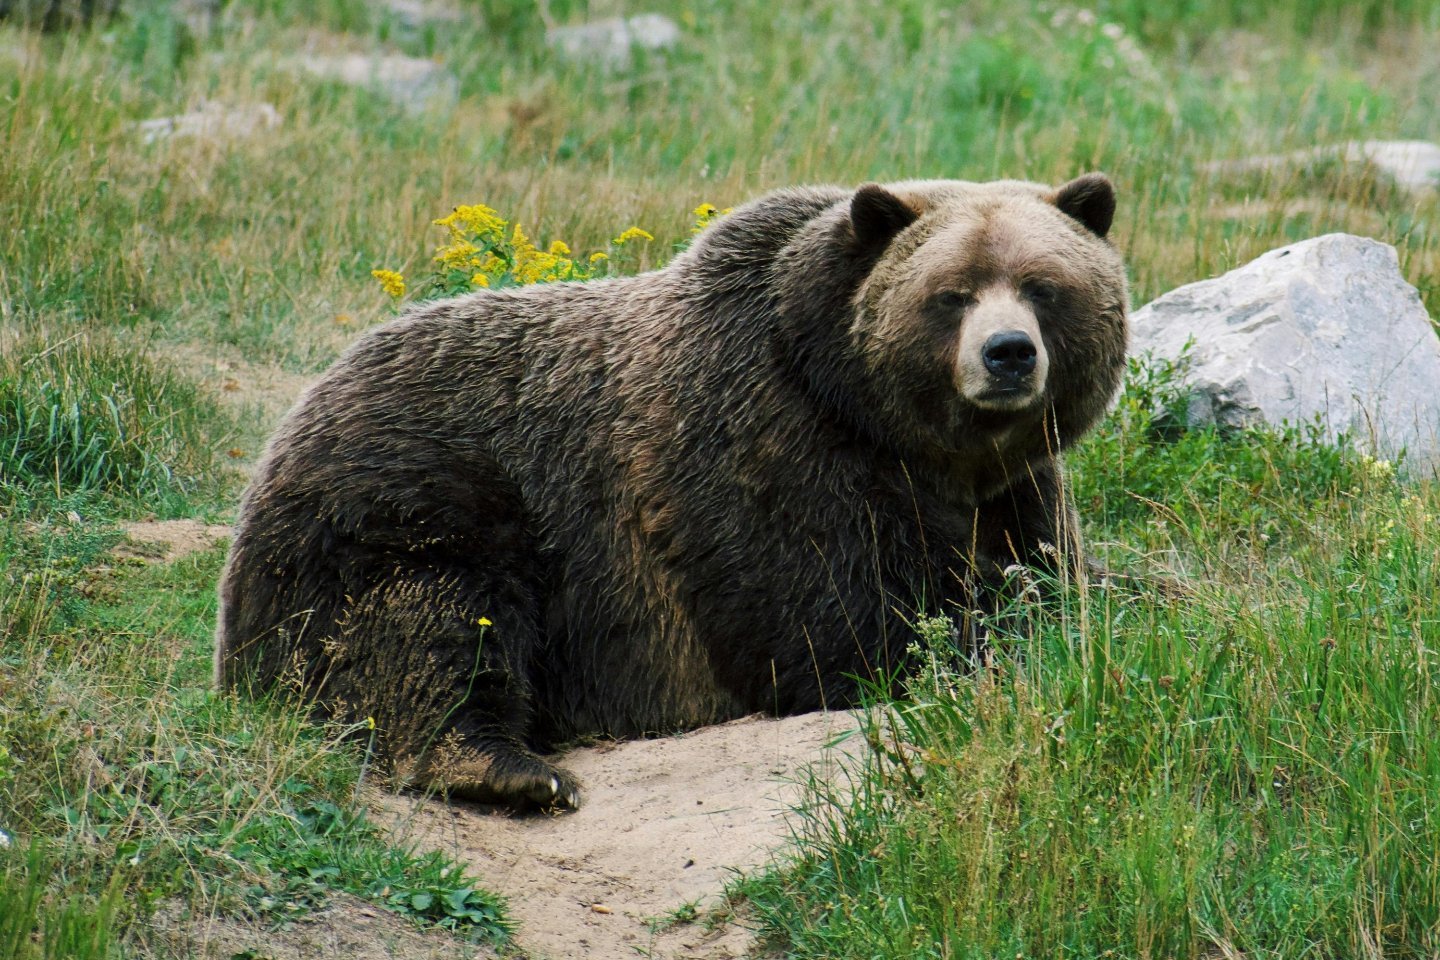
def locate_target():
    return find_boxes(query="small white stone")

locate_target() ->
[1343,140,1440,192]
[547,14,681,66]
[134,101,281,145]
[290,53,457,112]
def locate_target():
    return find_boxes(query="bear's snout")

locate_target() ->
[982,331,1038,380]
[954,289,1050,411]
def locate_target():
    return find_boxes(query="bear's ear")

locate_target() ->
[849,183,919,250]
[1051,173,1116,238]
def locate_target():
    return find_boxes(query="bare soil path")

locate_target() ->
[379,711,864,960]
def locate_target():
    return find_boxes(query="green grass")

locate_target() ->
[3,0,1438,366]
[2,0,1439,955]
[0,506,513,950]
[0,330,234,507]
[741,366,1440,958]
[1,843,124,960]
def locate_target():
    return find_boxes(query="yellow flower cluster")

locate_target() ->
[691,202,732,234]
[1360,453,1395,481]
[1401,493,1436,526]
[613,226,655,245]
[371,269,406,299]
[434,203,507,238]
[433,239,484,271]
[373,201,655,302]
[508,222,579,285]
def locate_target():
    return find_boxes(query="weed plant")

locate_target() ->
[0,844,123,960]
[0,331,231,507]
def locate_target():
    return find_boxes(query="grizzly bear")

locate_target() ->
[215,174,1128,810]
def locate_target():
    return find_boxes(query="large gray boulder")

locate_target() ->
[1129,233,1440,475]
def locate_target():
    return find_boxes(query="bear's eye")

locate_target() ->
[935,290,974,311]
[1023,281,1060,305]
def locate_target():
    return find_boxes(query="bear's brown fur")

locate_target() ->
[215,174,1129,809]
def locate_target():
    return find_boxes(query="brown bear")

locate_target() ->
[215,174,1128,810]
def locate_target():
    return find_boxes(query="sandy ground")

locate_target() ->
[117,518,233,562]
[156,712,863,960]
[379,711,865,960]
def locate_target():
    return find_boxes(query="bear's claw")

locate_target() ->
[428,743,581,812]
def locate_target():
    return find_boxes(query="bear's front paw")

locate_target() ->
[422,741,582,812]
[490,760,583,811]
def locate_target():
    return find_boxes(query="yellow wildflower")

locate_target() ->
[590,251,608,263]
[613,226,654,245]
[549,240,572,256]
[512,222,535,256]
[472,273,490,287]
[371,269,406,298]
[1401,493,1436,525]
[434,204,507,239]
[521,251,568,284]
[508,223,578,284]
[478,617,493,627]
[434,239,482,270]
[691,203,731,234]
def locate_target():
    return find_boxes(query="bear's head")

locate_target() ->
[775,174,1128,483]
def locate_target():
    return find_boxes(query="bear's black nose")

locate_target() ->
[982,331,1038,379]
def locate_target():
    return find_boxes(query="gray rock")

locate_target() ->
[1343,140,1440,192]
[1129,233,1440,475]
[1204,140,1440,194]
[294,52,458,111]
[380,0,463,30]
[134,100,282,144]
[547,13,680,65]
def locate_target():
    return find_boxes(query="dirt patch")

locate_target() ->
[378,710,865,960]
[149,893,497,960]
[176,346,314,423]
[116,519,232,562]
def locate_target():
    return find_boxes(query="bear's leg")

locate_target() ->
[329,565,580,810]
[962,460,1086,656]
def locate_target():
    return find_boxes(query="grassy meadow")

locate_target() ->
[2,0,1439,956]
